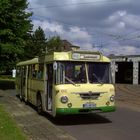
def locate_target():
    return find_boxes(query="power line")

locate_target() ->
[33,14,113,41]
[28,0,121,10]
[33,14,110,35]
[28,1,140,43]
[119,35,140,41]
[33,14,140,42]
[33,14,77,27]
[33,12,140,41]
[108,29,140,41]
[108,28,140,39]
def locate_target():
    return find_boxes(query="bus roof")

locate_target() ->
[17,51,110,66]
[16,57,38,66]
[41,50,110,62]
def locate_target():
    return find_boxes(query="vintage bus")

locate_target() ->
[16,50,115,117]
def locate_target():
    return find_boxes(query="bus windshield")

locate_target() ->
[87,62,111,84]
[56,62,87,84]
[55,62,111,84]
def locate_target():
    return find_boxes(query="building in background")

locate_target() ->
[62,40,80,51]
[110,55,140,85]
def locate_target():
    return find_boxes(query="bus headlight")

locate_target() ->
[110,95,115,102]
[60,96,68,103]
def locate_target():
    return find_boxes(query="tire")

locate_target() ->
[37,94,43,115]
[19,94,23,102]
[24,99,29,105]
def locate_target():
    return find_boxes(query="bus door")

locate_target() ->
[47,64,53,110]
[20,66,26,99]
[26,65,30,101]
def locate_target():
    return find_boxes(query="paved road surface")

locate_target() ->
[0,90,76,140]
[0,84,140,140]
[57,105,140,140]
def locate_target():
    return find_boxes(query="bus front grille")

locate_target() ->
[80,93,100,100]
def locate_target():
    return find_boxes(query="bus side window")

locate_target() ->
[16,66,21,77]
[22,66,26,77]
[32,64,37,78]
[31,64,43,79]
[28,65,31,78]
[37,64,44,79]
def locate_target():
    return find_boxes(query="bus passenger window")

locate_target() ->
[32,64,38,78]
[37,64,44,79]
[16,67,21,77]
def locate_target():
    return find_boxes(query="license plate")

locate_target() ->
[83,103,96,108]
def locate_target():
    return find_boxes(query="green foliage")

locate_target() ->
[24,26,47,59]
[46,36,64,52]
[0,105,27,140]
[0,0,67,72]
[0,0,32,72]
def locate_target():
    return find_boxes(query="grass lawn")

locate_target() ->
[0,105,27,140]
[0,75,15,81]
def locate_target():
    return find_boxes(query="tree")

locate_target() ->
[24,26,47,59]
[0,0,32,72]
[46,36,64,52]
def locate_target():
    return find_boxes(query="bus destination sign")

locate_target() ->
[72,53,100,60]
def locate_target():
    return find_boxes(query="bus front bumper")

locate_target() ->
[56,106,116,115]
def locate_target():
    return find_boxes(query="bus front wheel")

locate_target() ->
[37,94,43,115]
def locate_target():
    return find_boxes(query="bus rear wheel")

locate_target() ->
[37,95,43,115]
[19,94,23,102]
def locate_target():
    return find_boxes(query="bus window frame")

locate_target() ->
[30,63,44,80]
[87,62,112,84]
[54,61,112,85]
[54,61,87,85]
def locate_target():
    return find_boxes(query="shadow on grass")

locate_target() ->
[0,80,15,90]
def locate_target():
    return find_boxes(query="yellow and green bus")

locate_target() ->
[16,50,115,117]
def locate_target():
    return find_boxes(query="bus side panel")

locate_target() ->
[27,79,44,106]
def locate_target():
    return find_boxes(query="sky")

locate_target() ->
[28,0,140,56]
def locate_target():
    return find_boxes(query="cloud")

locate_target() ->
[107,11,127,24]
[32,19,93,50]
[105,10,140,32]
[124,14,140,29]
[104,10,127,33]
[33,20,64,34]
[65,26,92,42]
[29,0,140,55]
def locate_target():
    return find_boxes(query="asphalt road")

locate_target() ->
[57,105,140,140]
[0,84,140,140]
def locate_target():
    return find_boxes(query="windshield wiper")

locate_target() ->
[93,73,103,84]
[65,76,79,86]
